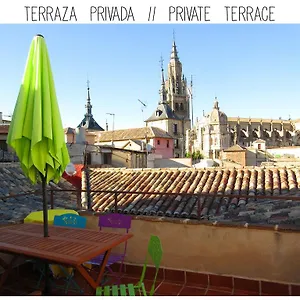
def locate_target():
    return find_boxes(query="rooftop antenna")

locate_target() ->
[138,99,147,112]
[138,99,148,156]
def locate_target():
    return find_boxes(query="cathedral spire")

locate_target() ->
[85,80,92,117]
[170,40,179,61]
[170,30,179,61]
[159,56,167,104]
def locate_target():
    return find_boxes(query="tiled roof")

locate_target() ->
[98,127,172,142]
[0,163,78,224]
[223,144,246,152]
[78,116,104,131]
[253,139,266,143]
[145,102,181,122]
[85,167,300,226]
[64,127,74,134]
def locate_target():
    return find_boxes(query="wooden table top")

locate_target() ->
[0,223,133,266]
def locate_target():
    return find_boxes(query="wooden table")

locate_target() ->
[0,223,133,292]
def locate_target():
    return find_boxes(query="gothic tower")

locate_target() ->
[145,57,182,157]
[165,40,191,129]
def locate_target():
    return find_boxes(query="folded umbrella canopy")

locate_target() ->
[6,34,70,294]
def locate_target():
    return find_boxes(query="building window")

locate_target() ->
[176,81,179,93]
[173,124,178,134]
[156,110,162,117]
[157,140,160,145]
[167,140,169,148]
[180,103,184,111]
[103,153,112,165]
[258,143,261,150]
[174,139,179,149]
[175,103,179,111]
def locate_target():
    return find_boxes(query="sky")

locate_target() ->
[0,24,300,130]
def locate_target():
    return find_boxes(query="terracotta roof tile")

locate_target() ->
[98,126,172,142]
[85,167,300,226]
[223,144,246,152]
[0,164,78,224]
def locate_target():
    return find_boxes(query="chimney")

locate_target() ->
[0,112,2,124]
[75,127,86,144]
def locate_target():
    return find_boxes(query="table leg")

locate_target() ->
[42,262,51,296]
[0,255,18,291]
[76,249,112,291]
[96,250,111,286]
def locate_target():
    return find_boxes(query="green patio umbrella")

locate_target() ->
[6,34,70,294]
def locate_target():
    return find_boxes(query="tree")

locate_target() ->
[185,152,192,158]
[192,151,203,160]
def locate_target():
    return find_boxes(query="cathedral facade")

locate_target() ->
[193,98,300,159]
[146,40,191,158]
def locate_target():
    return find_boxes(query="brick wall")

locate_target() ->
[222,150,246,166]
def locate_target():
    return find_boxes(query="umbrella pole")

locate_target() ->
[42,175,49,238]
[41,174,51,295]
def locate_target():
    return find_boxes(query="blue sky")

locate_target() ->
[1,25,300,129]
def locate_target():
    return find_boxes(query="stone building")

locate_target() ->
[146,40,191,158]
[193,98,300,159]
[193,98,230,159]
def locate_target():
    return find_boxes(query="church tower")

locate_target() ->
[145,57,182,157]
[78,81,104,132]
[165,39,191,130]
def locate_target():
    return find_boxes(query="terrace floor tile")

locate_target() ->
[155,282,184,296]
[179,286,207,296]
[206,288,233,296]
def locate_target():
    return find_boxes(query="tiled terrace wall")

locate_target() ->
[83,213,300,284]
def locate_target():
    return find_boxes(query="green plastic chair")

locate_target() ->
[96,235,163,296]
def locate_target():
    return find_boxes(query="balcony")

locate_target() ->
[1,203,300,296]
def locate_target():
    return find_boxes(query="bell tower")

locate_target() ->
[165,36,191,157]
[166,38,191,127]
